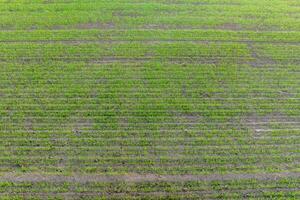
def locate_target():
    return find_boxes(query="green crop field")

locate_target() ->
[0,0,299,199]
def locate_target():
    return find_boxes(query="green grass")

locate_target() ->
[0,0,299,199]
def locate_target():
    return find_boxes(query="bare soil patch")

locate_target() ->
[247,42,277,67]
[75,22,115,29]
[52,22,115,30]
[241,112,299,137]
[1,172,300,183]
[72,118,94,135]
[215,23,242,30]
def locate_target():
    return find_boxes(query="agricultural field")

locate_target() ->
[0,0,299,199]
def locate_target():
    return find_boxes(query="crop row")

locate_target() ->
[0,178,299,193]
[2,143,300,155]
[0,163,299,175]
[2,136,300,146]
[1,29,300,43]
[0,128,299,137]
[0,0,299,31]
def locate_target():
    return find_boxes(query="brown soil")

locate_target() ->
[75,22,115,29]
[241,112,299,137]
[215,23,242,30]
[2,172,299,183]
[246,42,277,67]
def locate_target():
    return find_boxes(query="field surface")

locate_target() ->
[0,0,300,199]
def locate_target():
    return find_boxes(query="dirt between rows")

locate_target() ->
[0,188,298,198]
[1,172,299,183]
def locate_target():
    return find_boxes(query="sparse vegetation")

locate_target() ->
[0,0,299,199]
